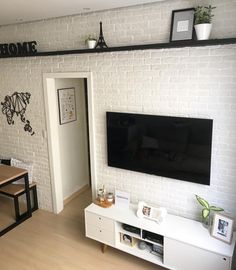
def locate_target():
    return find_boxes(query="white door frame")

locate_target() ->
[43,72,96,214]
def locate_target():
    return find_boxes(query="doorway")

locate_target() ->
[43,72,96,214]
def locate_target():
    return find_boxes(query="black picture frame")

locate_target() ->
[170,8,195,42]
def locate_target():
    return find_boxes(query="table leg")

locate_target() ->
[24,173,32,219]
[14,196,20,221]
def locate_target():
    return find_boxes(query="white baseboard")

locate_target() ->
[63,184,89,206]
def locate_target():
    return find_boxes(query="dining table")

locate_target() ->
[0,164,32,236]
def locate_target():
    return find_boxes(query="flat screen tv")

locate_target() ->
[106,112,213,185]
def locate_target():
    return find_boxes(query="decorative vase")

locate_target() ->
[194,23,212,40]
[87,40,97,49]
[202,213,213,229]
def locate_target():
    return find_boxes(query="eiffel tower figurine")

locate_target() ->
[95,21,108,49]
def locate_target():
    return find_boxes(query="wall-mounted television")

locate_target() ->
[106,112,213,185]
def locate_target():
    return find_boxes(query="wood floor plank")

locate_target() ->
[0,189,165,270]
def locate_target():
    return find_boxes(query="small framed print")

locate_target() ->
[211,213,234,244]
[170,8,195,42]
[57,87,77,125]
[115,190,130,209]
[120,233,138,247]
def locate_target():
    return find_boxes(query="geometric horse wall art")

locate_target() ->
[1,92,35,136]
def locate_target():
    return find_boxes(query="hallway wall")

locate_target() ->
[55,78,90,200]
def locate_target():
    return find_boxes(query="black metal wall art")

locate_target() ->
[1,92,35,136]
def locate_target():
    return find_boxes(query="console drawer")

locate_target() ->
[86,224,115,246]
[85,211,114,232]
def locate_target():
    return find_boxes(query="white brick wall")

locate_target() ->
[0,0,235,223]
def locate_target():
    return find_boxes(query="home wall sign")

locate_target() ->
[0,41,37,57]
[1,92,35,136]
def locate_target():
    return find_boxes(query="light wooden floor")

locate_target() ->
[0,195,16,230]
[0,189,165,270]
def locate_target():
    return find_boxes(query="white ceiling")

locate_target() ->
[0,0,166,26]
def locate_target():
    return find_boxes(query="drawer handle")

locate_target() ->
[100,230,102,233]
[99,217,101,220]
[223,258,226,261]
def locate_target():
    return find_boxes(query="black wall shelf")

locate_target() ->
[1,37,236,59]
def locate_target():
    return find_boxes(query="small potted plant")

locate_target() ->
[195,195,224,228]
[85,35,97,49]
[194,5,216,40]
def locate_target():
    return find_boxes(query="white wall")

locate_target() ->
[0,0,235,223]
[55,78,90,200]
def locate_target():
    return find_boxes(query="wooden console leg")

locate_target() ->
[101,244,107,253]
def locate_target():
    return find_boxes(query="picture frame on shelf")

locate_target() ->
[211,213,234,244]
[136,201,167,224]
[170,8,195,42]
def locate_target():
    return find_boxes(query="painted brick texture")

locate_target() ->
[0,0,235,223]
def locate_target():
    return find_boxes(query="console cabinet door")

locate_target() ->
[164,237,230,270]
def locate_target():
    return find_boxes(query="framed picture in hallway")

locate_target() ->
[57,87,77,125]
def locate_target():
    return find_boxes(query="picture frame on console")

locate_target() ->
[211,213,234,244]
[120,233,137,247]
[170,8,195,42]
[136,201,167,224]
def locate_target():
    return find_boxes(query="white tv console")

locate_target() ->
[85,203,236,270]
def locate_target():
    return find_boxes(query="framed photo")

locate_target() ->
[115,189,130,209]
[136,201,167,224]
[211,213,234,244]
[170,8,195,42]
[120,233,137,247]
[57,87,77,125]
